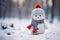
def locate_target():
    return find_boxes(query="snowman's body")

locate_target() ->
[30,20,45,34]
[37,23,45,34]
[30,23,45,34]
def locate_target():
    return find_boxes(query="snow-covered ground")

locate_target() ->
[0,18,60,40]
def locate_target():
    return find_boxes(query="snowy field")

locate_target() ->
[0,18,60,40]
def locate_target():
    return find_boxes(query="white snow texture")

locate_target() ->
[0,18,60,40]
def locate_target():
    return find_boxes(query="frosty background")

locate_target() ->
[0,0,60,40]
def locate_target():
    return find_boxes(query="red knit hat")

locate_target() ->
[35,4,41,8]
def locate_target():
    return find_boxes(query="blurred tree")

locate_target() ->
[58,0,60,20]
[0,0,8,18]
[50,0,54,23]
[45,0,49,19]
[50,0,60,21]
[24,0,32,18]
[6,0,12,18]
[0,0,1,18]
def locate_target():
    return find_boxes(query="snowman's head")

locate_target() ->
[31,8,45,20]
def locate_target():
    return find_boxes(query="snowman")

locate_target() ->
[27,4,47,35]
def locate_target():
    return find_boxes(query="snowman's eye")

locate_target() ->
[35,15,37,17]
[39,15,41,16]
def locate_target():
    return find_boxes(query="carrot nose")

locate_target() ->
[38,17,39,18]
